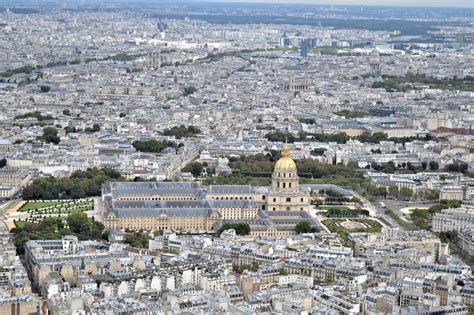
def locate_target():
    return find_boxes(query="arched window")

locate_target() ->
[286,197,291,202]
[283,183,286,188]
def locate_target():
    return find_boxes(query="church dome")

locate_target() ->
[274,143,297,171]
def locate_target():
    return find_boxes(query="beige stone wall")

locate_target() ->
[266,194,310,211]
[249,229,297,237]
[0,172,21,187]
[271,169,299,193]
[0,301,39,315]
[440,190,463,201]
[117,194,196,201]
[83,262,98,275]
[37,265,51,290]
[60,263,75,284]
[206,193,254,201]
[105,215,219,232]
[12,284,31,296]
[219,207,259,220]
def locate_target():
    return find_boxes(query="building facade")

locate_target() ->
[431,206,474,233]
[101,145,314,235]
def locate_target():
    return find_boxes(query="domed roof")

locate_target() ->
[274,143,297,171]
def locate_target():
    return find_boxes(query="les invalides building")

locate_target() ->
[102,143,317,236]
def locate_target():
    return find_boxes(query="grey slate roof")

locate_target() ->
[207,185,253,194]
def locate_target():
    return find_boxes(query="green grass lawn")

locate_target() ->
[14,220,27,228]
[317,205,350,210]
[47,207,92,215]
[19,200,93,214]
[322,218,382,244]
[20,201,64,212]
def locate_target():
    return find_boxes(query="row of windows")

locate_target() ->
[277,173,295,178]
[212,196,253,200]
[271,197,305,203]
[119,197,196,201]
[270,207,304,211]
[277,182,292,189]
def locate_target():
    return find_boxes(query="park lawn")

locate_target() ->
[322,219,382,244]
[20,201,64,212]
[20,200,92,213]
[317,205,350,210]
[14,220,27,228]
[47,207,92,215]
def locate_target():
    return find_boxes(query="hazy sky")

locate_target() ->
[207,0,473,8]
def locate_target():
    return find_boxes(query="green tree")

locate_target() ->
[119,112,127,118]
[183,86,197,96]
[446,162,468,173]
[295,221,312,234]
[311,148,326,156]
[183,162,203,177]
[124,232,150,248]
[67,213,91,236]
[23,168,124,200]
[429,161,439,171]
[132,139,177,153]
[39,126,60,144]
[62,109,71,116]
[11,213,103,255]
[388,185,399,198]
[162,125,201,139]
[40,85,51,93]
[425,189,440,200]
[85,124,101,133]
[399,187,413,200]
[91,221,105,239]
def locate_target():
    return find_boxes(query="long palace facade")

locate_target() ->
[102,144,319,237]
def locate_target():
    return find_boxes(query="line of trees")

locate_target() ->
[132,139,179,153]
[333,110,368,118]
[15,111,53,121]
[84,124,101,133]
[163,125,201,139]
[23,168,124,200]
[381,73,474,92]
[370,161,439,174]
[11,213,105,255]
[266,130,436,145]
[410,201,461,230]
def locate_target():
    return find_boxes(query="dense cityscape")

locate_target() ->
[0,1,473,314]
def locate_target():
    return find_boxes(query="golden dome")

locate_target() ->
[274,143,297,170]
